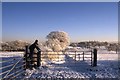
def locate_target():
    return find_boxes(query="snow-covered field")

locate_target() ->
[0,47,119,79]
[24,53,118,78]
[24,48,118,79]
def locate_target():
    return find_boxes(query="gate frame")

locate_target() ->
[24,46,41,69]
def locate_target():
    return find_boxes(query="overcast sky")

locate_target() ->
[2,2,118,42]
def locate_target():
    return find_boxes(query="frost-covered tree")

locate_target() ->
[43,31,70,62]
[46,31,70,51]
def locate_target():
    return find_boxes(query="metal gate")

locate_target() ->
[0,56,25,79]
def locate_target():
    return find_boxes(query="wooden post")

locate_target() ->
[91,50,93,66]
[116,49,117,54]
[83,52,84,61]
[93,48,97,67]
[25,46,28,54]
[24,46,28,69]
[37,51,41,67]
[78,54,80,60]
[75,51,76,61]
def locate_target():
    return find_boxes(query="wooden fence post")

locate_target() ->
[83,52,84,61]
[24,46,28,69]
[75,51,76,61]
[93,48,97,67]
[116,49,117,54]
[91,50,93,66]
[37,51,41,67]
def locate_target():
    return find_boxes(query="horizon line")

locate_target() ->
[1,39,118,43]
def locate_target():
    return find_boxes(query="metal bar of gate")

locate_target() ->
[3,58,23,78]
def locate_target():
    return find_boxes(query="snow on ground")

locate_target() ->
[24,49,119,79]
[0,47,119,79]
[97,53,118,60]
[98,49,117,54]
[0,52,24,57]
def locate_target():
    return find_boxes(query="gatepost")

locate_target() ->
[93,48,97,67]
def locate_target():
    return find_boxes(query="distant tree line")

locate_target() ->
[1,40,119,52]
[70,41,119,51]
[1,40,29,51]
